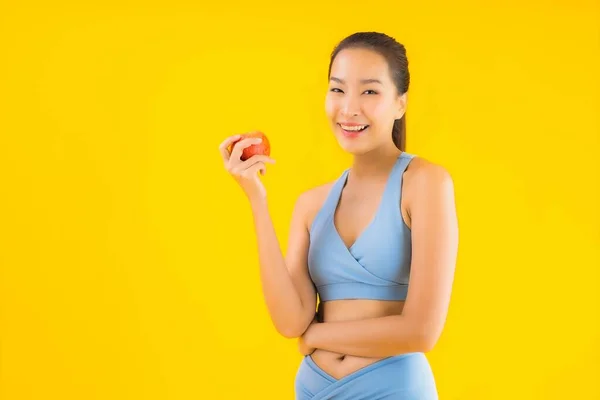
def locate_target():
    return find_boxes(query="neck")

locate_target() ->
[349,145,403,182]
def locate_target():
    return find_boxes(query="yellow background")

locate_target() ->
[1,1,598,399]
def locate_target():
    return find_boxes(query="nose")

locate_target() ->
[341,94,360,117]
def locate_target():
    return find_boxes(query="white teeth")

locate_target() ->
[340,124,367,131]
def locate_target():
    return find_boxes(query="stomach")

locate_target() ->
[310,299,406,380]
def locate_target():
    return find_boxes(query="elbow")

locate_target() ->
[275,320,309,339]
[418,335,437,353]
[277,326,302,339]
[273,307,316,339]
[412,322,442,353]
[405,332,435,353]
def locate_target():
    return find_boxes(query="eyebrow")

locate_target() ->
[330,77,383,85]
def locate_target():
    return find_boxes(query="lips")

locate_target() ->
[339,122,368,127]
[338,123,369,138]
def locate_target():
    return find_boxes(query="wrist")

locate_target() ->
[305,321,322,348]
[248,194,268,211]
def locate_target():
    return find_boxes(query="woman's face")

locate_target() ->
[326,47,406,155]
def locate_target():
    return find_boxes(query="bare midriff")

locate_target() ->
[311,299,405,380]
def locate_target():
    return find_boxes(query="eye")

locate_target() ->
[329,88,343,93]
[364,90,378,95]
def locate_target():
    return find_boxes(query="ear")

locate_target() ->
[395,92,408,120]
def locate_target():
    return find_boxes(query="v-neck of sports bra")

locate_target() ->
[306,152,416,302]
[330,153,405,254]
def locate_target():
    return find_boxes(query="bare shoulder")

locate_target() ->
[405,156,453,186]
[294,181,336,231]
[404,155,455,215]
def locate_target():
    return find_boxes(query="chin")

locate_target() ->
[337,139,373,155]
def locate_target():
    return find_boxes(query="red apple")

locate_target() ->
[228,131,271,161]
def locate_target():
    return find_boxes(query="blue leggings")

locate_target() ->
[295,352,438,399]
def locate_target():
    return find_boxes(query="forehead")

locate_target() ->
[330,47,392,84]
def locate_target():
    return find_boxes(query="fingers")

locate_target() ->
[244,161,266,178]
[218,134,241,163]
[229,137,263,162]
[220,134,275,182]
[241,155,275,170]
[234,160,268,178]
[228,155,274,175]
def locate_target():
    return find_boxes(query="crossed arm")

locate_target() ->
[301,163,459,358]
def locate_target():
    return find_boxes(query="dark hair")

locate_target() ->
[327,32,410,151]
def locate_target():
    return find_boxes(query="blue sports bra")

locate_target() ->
[307,152,416,302]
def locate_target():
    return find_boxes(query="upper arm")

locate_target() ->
[285,191,318,333]
[403,162,459,350]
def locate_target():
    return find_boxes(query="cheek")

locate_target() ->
[325,95,337,119]
[366,98,394,123]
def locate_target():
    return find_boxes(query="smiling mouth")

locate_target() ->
[338,123,369,137]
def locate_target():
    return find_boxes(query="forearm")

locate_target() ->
[304,315,431,358]
[249,197,310,337]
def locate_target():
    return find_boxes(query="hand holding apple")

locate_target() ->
[219,131,275,202]
[227,131,271,161]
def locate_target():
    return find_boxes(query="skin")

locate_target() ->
[219,47,458,381]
